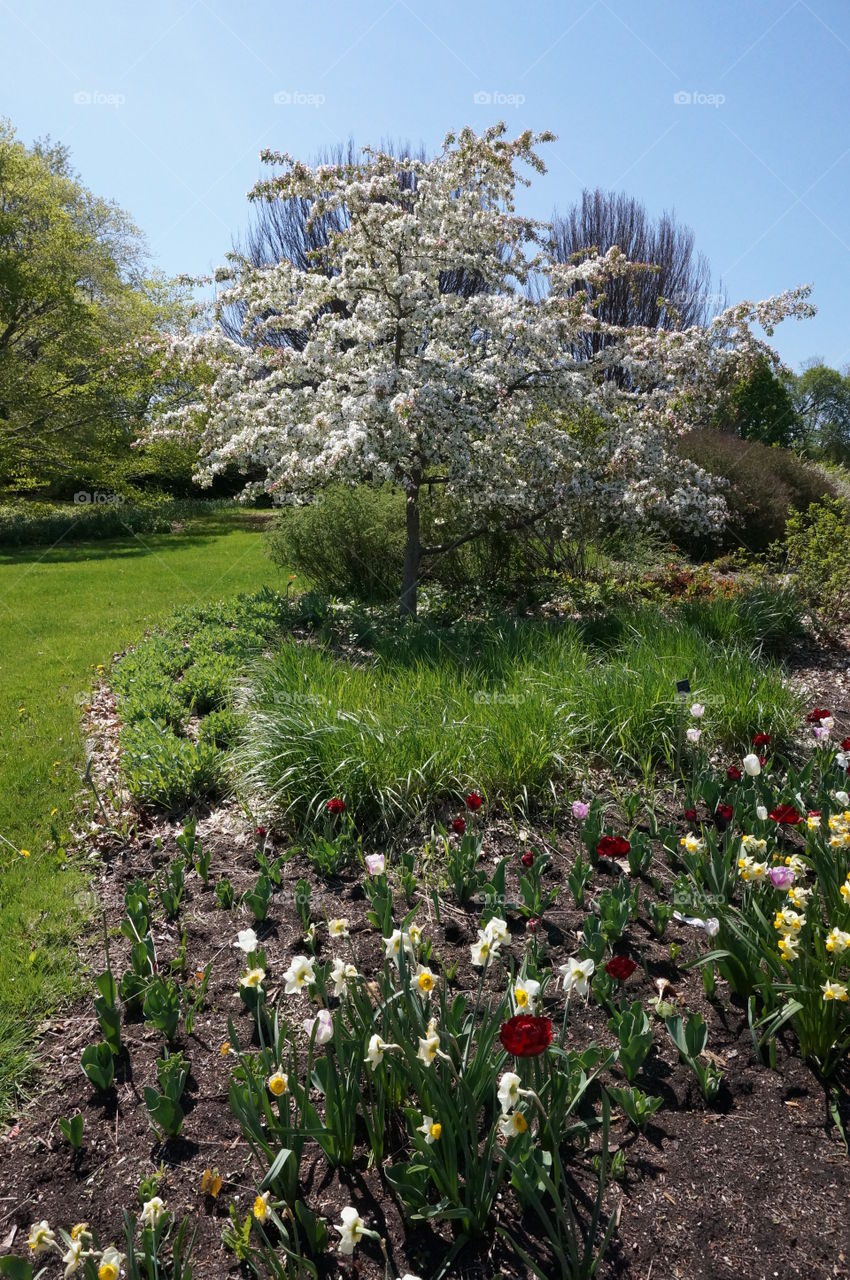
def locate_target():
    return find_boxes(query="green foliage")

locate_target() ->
[781,496,850,621]
[664,1011,722,1101]
[81,1041,114,1091]
[243,874,272,922]
[608,1001,654,1082]
[606,1085,663,1131]
[198,707,244,749]
[716,354,799,447]
[678,428,834,552]
[215,877,235,909]
[120,722,222,812]
[58,1112,84,1149]
[144,1086,185,1138]
[793,362,850,464]
[143,975,181,1042]
[240,599,802,832]
[154,857,186,919]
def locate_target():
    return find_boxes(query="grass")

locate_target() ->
[0,509,280,1114]
[239,590,805,831]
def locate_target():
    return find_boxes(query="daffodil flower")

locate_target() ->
[97,1246,124,1280]
[822,979,849,1002]
[234,928,258,954]
[679,833,704,853]
[777,934,800,962]
[417,1114,442,1143]
[141,1196,166,1229]
[512,977,540,1011]
[497,1070,524,1114]
[268,1070,288,1096]
[365,1033,399,1070]
[282,954,315,994]
[415,966,436,997]
[330,956,358,997]
[240,967,265,990]
[62,1238,84,1276]
[335,1206,367,1255]
[484,917,509,944]
[28,1221,56,1255]
[384,929,414,960]
[328,917,349,937]
[470,930,492,967]
[559,956,595,997]
[825,927,850,955]
[774,908,805,935]
[498,1110,529,1138]
[253,1192,270,1221]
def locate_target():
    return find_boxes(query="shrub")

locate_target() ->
[676,429,834,553]
[0,497,239,548]
[120,721,223,811]
[781,497,850,621]
[198,707,245,749]
[178,653,238,714]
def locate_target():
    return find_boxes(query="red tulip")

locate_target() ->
[326,797,347,815]
[465,791,484,811]
[521,850,535,868]
[597,835,631,859]
[716,803,734,822]
[769,803,802,825]
[526,916,543,933]
[684,808,697,821]
[806,707,831,723]
[451,816,466,835]
[726,766,742,782]
[499,1014,553,1057]
[605,955,638,981]
[255,825,267,837]
[841,738,850,752]
[752,732,771,748]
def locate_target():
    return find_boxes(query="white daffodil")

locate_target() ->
[240,966,265,990]
[415,965,437,998]
[559,956,595,997]
[335,1206,366,1255]
[384,929,414,961]
[417,1114,442,1144]
[417,1019,441,1066]
[97,1247,124,1280]
[497,1070,521,1114]
[330,956,358,997]
[234,928,258,954]
[328,917,349,938]
[498,1110,529,1139]
[470,929,493,967]
[62,1238,83,1276]
[512,977,540,1011]
[28,1221,56,1255]
[283,954,315,995]
[484,916,509,945]
[365,1033,398,1070]
[141,1197,166,1230]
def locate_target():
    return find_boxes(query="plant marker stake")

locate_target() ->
[674,678,691,779]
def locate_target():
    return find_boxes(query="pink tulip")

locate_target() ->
[769,866,795,889]
[571,800,590,820]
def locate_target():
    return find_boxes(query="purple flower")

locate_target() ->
[571,800,590,820]
[769,866,796,890]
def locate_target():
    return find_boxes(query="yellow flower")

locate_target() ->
[417,968,435,994]
[822,979,849,1002]
[429,1121,442,1141]
[825,927,850,955]
[777,934,800,962]
[98,1247,123,1280]
[50,807,58,816]
[70,1223,89,1241]
[219,1041,231,1056]
[787,886,811,909]
[515,986,529,1008]
[268,1071,288,1096]
[840,880,850,905]
[408,923,422,946]
[201,1167,223,1198]
[240,967,265,989]
[253,1192,269,1222]
[680,833,704,854]
[28,1221,56,1254]
[19,848,31,858]
[774,908,804,935]
[806,814,821,830]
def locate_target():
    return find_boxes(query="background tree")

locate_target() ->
[545,188,721,376]
[793,361,850,463]
[0,119,188,497]
[714,354,800,447]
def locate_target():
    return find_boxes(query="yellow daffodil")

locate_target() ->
[28,1221,56,1255]
[680,833,704,853]
[498,1110,528,1138]
[418,1114,442,1143]
[416,967,436,995]
[774,908,804,935]
[70,1224,89,1242]
[787,886,812,909]
[97,1247,123,1280]
[220,1041,231,1056]
[19,848,31,858]
[822,979,849,1002]
[840,880,850,905]
[201,1167,223,1197]
[825,927,850,955]
[253,1192,270,1222]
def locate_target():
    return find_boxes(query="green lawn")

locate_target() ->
[0,510,280,1114]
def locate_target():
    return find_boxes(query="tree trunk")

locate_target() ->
[400,484,420,619]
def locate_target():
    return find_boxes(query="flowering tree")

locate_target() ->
[150,125,813,616]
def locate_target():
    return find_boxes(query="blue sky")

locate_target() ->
[3,0,849,370]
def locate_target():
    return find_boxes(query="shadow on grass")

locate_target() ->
[0,511,274,565]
